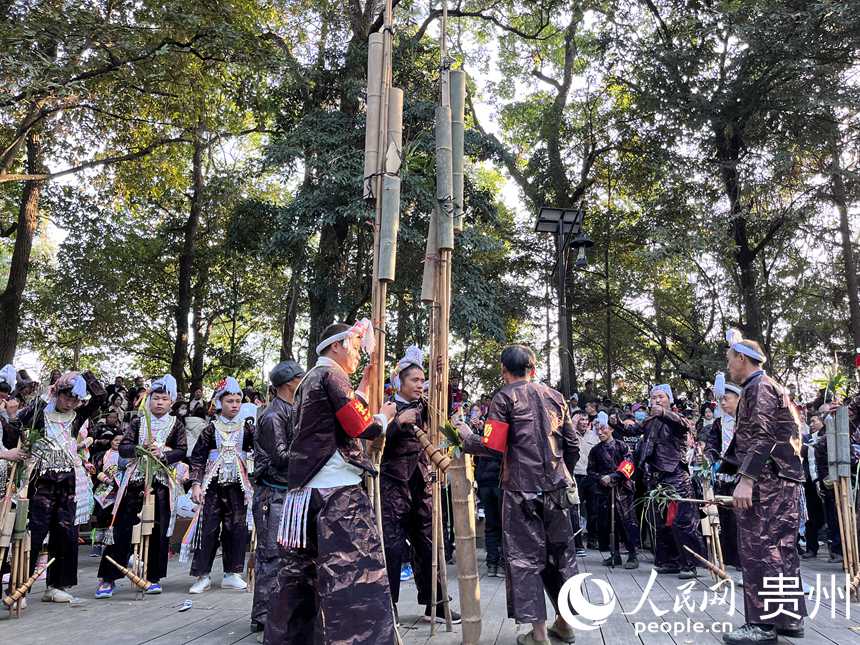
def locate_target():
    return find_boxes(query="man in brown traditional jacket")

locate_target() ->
[458,345,579,645]
[723,331,806,645]
[263,321,397,645]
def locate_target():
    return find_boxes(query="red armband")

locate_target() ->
[616,459,635,480]
[335,397,373,438]
[482,419,509,453]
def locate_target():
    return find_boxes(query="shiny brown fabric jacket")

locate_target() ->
[288,363,383,489]
[725,370,803,483]
[464,380,579,493]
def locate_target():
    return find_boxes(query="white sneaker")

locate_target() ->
[222,573,247,590]
[189,575,211,594]
[42,587,74,603]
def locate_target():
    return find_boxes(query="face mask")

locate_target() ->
[634,410,647,423]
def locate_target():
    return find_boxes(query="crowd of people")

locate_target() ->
[1,325,859,645]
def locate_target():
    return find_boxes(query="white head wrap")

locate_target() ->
[315,318,375,357]
[726,328,766,364]
[650,384,674,404]
[213,376,242,410]
[724,383,742,397]
[150,374,178,402]
[0,364,15,390]
[596,411,609,427]
[391,345,425,391]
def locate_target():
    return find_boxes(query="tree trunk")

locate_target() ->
[170,131,205,391]
[715,125,765,345]
[306,220,349,366]
[190,261,209,392]
[830,135,860,353]
[0,131,44,364]
[279,276,300,362]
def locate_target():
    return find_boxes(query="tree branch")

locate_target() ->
[0,137,190,184]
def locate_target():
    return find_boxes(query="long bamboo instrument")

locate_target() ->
[682,545,729,581]
[364,2,405,641]
[105,555,152,591]
[3,557,54,608]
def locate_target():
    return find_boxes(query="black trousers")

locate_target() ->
[98,482,172,584]
[381,470,444,606]
[28,473,79,589]
[190,482,250,576]
[802,480,824,555]
[251,485,288,627]
[822,487,842,555]
[477,485,503,566]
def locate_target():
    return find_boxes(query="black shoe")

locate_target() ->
[624,555,639,569]
[586,539,598,550]
[655,566,681,574]
[775,621,804,638]
[800,550,818,560]
[829,553,843,563]
[602,553,622,567]
[487,564,498,577]
[678,568,698,580]
[722,624,776,644]
[423,604,462,624]
[250,621,264,633]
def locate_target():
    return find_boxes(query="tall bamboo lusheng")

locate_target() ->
[424,2,481,639]
[363,2,405,640]
[413,427,452,472]
[3,557,55,609]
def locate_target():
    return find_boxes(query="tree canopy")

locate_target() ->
[2,0,859,401]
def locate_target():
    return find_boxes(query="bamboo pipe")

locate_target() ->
[450,70,466,233]
[449,452,482,644]
[3,557,54,608]
[413,427,452,472]
[683,545,729,581]
[833,479,851,574]
[105,555,152,591]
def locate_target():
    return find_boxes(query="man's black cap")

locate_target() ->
[270,360,305,387]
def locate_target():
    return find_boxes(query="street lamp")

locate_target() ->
[536,204,585,398]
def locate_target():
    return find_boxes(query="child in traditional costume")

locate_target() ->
[95,374,187,597]
[14,370,106,602]
[185,376,254,593]
[89,430,122,558]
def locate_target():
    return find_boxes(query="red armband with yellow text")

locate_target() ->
[482,419,509,453]
[336,396,373,438]
[617,459,635,480]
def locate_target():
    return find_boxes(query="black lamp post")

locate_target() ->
[535,204,585,398]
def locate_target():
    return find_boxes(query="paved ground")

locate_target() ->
[3,544,860,644]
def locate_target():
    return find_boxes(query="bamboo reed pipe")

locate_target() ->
[450,70,466,233]
[363,32,384,200]
[683,545,729,581]
[449,452,482,644]
[105,555,152,591]
[3,557,54,608]
[413,427,452,472]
